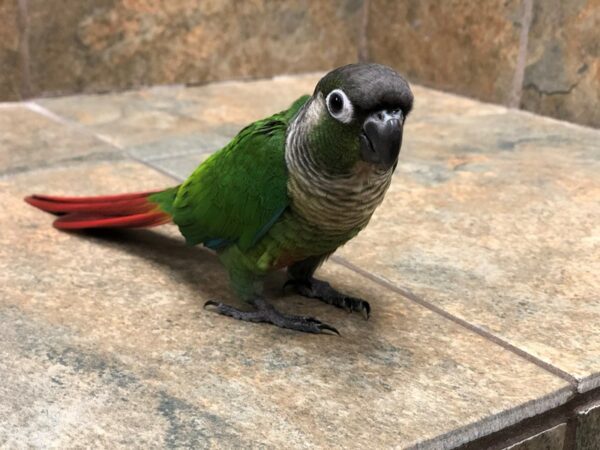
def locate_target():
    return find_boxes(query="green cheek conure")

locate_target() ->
[26,63,414,335]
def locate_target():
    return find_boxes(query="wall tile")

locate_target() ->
[26,0,362,98]
[576,402,600,450]
[522,0,600,128]
[367,0,524,104]
[0,0,21,100]
[503,424,566,450]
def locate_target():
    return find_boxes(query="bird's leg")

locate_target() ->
[285,255,371,319]
[205,247,339,335]
[204,297,339,335]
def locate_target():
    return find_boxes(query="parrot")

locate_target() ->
[25,63,413,335]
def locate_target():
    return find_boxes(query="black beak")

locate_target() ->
[360,110,403,169]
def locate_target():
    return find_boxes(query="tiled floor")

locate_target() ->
[0,74,598,449]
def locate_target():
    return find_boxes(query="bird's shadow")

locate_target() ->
[73,228,383,346]
[76,227,290,308]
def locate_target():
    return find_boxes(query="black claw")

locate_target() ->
[362,302,371,320]
[319,323,341,336]
[204,300,219,310]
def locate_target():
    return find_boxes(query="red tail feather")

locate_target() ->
[25,191,172,230]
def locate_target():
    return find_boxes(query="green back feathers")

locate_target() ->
[170,95,309,250]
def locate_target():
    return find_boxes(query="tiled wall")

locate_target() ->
[367,0,599,128]
[0,0,363,98]
[1,0,598,128]
[521,0,599,129]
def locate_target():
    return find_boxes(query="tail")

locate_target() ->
[24,187,179,230]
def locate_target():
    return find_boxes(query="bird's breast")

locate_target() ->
[284,117,393,238]
[287,165,393,235]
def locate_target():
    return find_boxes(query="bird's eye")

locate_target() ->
[329,93,343,113]
[326,89,353,123]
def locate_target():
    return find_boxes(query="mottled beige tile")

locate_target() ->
[504,424,566,450]
[367,0,523,105]
[1,161,571,449]
[339,93,600,391]
[37,74,321,149]
[26,0,359,98]
[522,0,600,128]
[0,308,173,448]
[0,105,118,176]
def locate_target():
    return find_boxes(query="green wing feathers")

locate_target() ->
[171,95,309,250]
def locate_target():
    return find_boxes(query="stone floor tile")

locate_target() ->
[35,74,321,148]
[0,105,118,176]
[410,85,510,121]
[337,99,600,392]
[30,77,600,391]
[575,401,600,450]
[127,127,238,162]
[0,307,172,448]
[1,161,571,449]
[503,424,566,450]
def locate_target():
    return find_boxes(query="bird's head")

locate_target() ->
[292,63,413,175]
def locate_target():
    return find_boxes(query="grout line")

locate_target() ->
[24,102,125,149]
[129,154,186,182]
[16,0,32,99]
[331,255,580,388]
[509,0,534,108]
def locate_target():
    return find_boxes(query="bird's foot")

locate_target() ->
[284,277,371,319]
[204,297,339,335]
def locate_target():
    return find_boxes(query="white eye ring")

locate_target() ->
[325,89,353,124]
